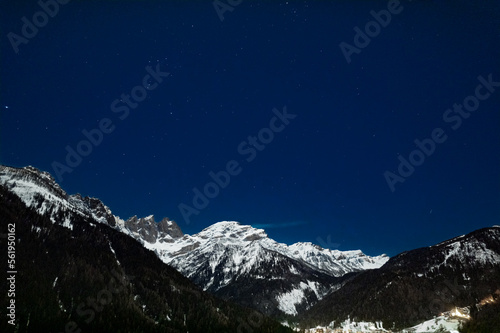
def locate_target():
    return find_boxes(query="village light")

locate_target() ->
[450,307,470,319]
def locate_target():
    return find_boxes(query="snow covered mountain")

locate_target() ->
[300,226,500,329]
[0,165,116,228]
[141,221,388,316]
[145,220,388,282]
[0,165,388,317]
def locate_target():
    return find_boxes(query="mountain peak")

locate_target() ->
[197,221,268,241]
[117,215,184,243]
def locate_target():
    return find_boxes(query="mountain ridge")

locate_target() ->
[0,164,388,318]
[3,164,498,331]
[299,225,500,329]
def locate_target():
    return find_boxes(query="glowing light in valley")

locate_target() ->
[450,307,470,319]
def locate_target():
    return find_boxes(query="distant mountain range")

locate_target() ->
[1,165,499,332]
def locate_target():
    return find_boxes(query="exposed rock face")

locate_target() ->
[157,217,184,239]
[121,215,184,243]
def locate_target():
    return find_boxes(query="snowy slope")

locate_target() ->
[385,225,500,276]
[427,227,500,271]
[285,242,388,275]
[407,308,469,333]
[0,165,116,228]
[300,226,500,328]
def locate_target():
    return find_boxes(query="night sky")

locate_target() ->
[1,0,499,256]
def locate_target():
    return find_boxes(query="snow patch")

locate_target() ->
[276,288,305,315]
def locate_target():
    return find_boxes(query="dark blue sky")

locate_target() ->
[2,0,499,256]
